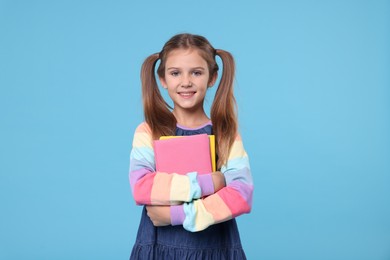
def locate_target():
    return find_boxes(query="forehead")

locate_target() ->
[165,48,208,68]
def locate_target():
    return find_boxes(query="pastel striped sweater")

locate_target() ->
[129,122,253,232]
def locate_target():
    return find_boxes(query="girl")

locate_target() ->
[129,33,253,259]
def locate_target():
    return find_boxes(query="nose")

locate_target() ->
[181,75,192,88]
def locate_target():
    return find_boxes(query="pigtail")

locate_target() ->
[141,53,176,140]
[211,49,238,169]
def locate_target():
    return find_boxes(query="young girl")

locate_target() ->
[129,33,253,259]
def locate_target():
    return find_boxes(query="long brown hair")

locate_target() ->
[140,33,237,169]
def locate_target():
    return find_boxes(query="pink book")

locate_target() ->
[153,134,212,175]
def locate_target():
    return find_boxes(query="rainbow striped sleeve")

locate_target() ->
[170,133,253,232]
[129,122,215,205]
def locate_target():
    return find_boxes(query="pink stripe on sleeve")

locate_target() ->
[217,187,251,217]
[133,172,156,205]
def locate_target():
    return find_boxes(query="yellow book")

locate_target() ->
[160,135,216,172]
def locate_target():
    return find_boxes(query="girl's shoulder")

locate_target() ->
[234,132,243,141]
[134,122,152,135]
[132,122,153,148]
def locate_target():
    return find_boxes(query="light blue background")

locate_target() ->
[1,0,389,259]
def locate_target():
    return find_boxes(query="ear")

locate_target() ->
[159,77,168,89]
[208,72,218,87]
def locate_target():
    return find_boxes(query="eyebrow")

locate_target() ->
[166,67,206,71]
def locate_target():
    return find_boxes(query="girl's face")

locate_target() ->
[159,48,216,115]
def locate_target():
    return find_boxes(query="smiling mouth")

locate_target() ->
[178,91,196,98]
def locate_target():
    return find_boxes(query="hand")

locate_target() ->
[146,205,171,226]
[211,171,225,192]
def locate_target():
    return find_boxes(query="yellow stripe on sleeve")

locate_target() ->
[191,200,215,231]
[170,174,191,202]
[133,132,153,148]
[228,140,248,160]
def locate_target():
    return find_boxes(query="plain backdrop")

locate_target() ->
[1,0,389,259]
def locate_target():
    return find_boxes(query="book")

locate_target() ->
[160,135,216,172]
[154,134,214,175]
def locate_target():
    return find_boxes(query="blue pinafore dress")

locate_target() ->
[130,123,246,260]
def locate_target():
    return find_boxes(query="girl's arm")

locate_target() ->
[167,133,253,232]
[129,122,222,205]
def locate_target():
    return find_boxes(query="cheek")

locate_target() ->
[166,78,179,86]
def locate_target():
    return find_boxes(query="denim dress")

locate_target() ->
[130,123,247,260]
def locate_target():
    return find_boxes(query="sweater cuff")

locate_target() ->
[170,205,185,226]
[197,174,214,196]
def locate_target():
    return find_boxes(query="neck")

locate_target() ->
[173,108,210,129]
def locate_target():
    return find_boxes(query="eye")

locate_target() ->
[170,71,180,77]
[192,70,203,76]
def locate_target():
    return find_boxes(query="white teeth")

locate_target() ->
[179,92,195,96]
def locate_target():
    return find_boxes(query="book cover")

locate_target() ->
[160,135,216,172]
[154,134,213,175]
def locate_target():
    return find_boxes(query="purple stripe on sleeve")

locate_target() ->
[229,180,254,206]
[170,205,185,226]
[197,174,214,197]
[129,168,150,190]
